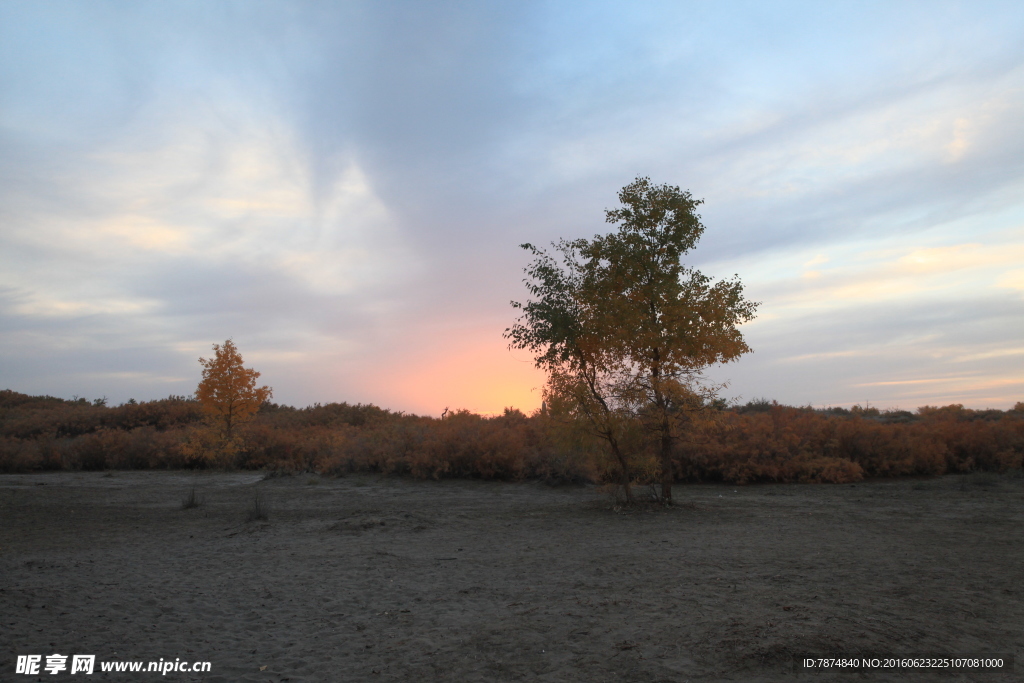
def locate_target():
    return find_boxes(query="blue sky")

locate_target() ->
[1,1,1022,414]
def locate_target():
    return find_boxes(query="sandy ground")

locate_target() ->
[1,470,1021,682]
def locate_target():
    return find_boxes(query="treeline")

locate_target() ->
[1,389,1022,484]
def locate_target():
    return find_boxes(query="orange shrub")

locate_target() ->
[2,389,1022,485]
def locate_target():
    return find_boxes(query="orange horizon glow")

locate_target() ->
[368,328,547,417]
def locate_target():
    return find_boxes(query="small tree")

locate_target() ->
[507,177,758,504]
[195,339,272,440]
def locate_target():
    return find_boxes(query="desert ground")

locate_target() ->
[1,470,1021,682]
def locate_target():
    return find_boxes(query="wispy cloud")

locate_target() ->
[1,1,1023,412]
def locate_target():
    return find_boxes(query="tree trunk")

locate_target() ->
[660,422,673,504]
[609,437,633,504]
[651,348,672,504]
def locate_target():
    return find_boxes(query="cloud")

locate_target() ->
[1,1,1023,411]
[997,269,1024,291]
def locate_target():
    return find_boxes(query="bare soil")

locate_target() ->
[1,471,1022,682]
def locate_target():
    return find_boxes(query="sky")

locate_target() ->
[1,1,1023,415]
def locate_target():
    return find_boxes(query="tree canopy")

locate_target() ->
[506,177,758,503]
[195,339,273,439]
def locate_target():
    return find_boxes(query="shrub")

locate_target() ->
[2,388,1022,486]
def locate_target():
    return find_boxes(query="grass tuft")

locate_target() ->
[246,489,269,522]
[181,486,203,509]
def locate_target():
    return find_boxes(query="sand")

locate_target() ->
[1,470,1021,682]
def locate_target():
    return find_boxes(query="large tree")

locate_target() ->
[195,339,272,439]
[507,177,758,504]
[505,238,639,499]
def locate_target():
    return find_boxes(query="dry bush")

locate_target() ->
[181,486,203,509]
[681,404,1022,484]
[65,429,130,470]
[112,427,185,469]
[178,423,245,466]
[0,436,50,472]
[246,489,269,522]
[2,388,1022,487]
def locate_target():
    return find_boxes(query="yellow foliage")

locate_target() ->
[195,339,272,439]
[179,424,243,468]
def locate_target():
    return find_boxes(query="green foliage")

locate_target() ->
[506,177,758,502]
